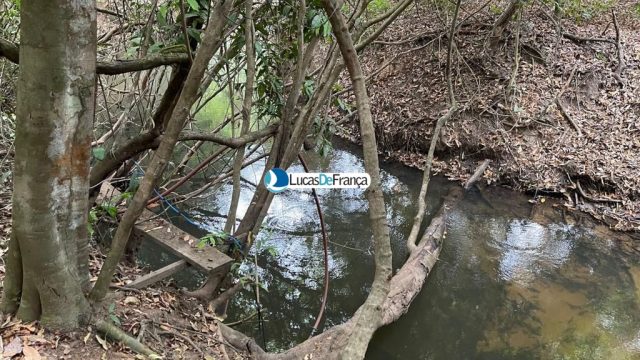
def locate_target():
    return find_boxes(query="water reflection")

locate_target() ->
[160,139,639,359]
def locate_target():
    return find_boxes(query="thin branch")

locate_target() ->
[406,0,460,254]
[611,10,625,85]
[179,122,279,147]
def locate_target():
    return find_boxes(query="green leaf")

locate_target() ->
[267,247,278,257]
[187,27,202,42]
[110,314,121,326]
[311,14,323,30]
[89,209,98,223]
[186,0,199,11]
[106,205,117,219]
[92,147,106,161]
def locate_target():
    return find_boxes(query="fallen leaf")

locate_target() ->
[2,337,22,358]
[124,296,140,305]
[83,332,91,344]
[95,335,109,351]
[22,344,41,360]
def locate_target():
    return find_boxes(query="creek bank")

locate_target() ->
[335,0,640,231]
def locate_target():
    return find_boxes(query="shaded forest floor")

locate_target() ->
[337,0,640,231]
[0,243,248,359]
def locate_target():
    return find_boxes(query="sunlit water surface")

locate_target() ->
[140,140,640,360]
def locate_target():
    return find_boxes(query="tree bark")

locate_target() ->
[1,0,95,329]
[224,0,256,234]
[320,1,392,358]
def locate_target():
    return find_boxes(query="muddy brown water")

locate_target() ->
[139,139,640,359]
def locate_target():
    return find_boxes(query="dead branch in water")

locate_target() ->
[464,160,491,190]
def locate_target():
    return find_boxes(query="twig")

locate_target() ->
[224,312,257,327]
[576,180,622,204]
[158,329,204,355]
[555,98,581,135]
[562,32,612,44]
[507,8,522,105]
[109,284,143,294]
[611,10,625,86]
[97,7,126,18]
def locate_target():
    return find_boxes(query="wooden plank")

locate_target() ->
[98,183,233,275]
[128,260,187,289]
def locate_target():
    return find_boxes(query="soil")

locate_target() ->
[336,0,640,231]
[0,245,248,359]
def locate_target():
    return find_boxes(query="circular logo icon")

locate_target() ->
[264,168,288,193]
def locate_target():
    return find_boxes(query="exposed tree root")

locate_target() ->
[611,10,625,86]
[95,319,158,357]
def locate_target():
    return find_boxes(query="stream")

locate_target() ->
[141,139,640,359]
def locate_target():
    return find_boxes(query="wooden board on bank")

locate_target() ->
[98,182,233,287]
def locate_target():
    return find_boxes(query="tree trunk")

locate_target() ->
[320,1,392,358]
[224,0,255,234]
[1,0,96,329]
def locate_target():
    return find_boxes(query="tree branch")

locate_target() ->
[406,0,460,254]
[179,122,279,147]
[0,37,190,74]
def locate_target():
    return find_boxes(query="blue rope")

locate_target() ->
[131,161,200,227]
[153,188,200,227]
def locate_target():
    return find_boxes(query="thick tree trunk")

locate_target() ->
[1,0,96,329]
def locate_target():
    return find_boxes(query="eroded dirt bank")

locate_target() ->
[336,0,640,231]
